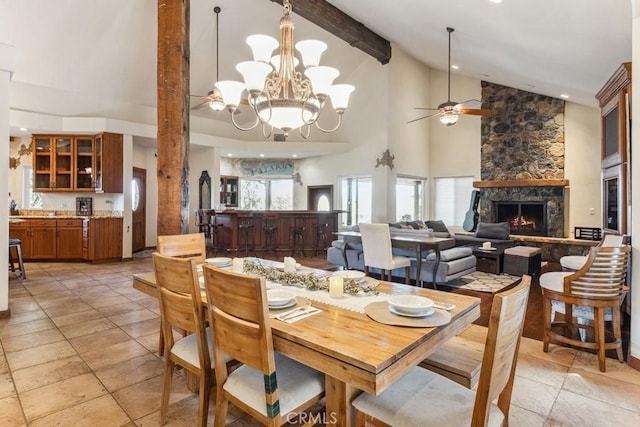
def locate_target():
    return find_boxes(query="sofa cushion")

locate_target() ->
[426,220,452,238]
[475,222,510,240]
[425,246,473,262]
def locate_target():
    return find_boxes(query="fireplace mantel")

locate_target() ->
[473,179,569,188]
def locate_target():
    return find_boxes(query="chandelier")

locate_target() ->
[214,0,354,138]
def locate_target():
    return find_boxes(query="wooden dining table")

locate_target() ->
[133,265,480,426]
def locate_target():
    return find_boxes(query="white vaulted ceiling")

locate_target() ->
[0,0,632,155]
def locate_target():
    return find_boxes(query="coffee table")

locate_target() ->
[472,247,504,274]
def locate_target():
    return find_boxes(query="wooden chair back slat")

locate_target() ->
[202,266,275,374]
[157,233,206,264]
[564,246,630,299]
[472,275,531,426]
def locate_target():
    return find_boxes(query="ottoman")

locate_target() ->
[503,246,542,276]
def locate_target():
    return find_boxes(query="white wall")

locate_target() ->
[564,102,602,234]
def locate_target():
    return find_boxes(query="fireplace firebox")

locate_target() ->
[496,202,546,236]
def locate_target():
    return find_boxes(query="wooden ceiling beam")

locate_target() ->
[268,0,391,65]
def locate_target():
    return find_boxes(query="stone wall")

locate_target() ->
[478,82,567,237]
[480,81,566,181]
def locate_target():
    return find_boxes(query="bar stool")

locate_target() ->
[291,223,306,257]
[238,213,256,257]
[314,221,329,256]
[8,238,26,280]
[194,209,213,252]
[263,213,279,256]
[210,212,226,256]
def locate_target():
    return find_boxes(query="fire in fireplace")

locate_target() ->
[496,202,546,236]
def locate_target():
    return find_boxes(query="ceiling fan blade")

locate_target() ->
[413,107,441,111]
[455,99,482,109]
[459,108,497,117]
[407,111,442,124]
[191,99,212,110]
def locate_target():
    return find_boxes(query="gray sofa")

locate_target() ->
[326,220,515,284]
[326,220,485,284]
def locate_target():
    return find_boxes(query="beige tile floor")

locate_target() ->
[2,256,640,426]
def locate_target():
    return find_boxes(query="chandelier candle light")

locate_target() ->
[215,0,354,138]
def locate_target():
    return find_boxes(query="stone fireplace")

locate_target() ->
[476,82,567,238]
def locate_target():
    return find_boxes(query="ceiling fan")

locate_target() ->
[408,27,496,126]
[190,6,229,112]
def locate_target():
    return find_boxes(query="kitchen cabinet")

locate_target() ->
[11,219,58,259]
[595,62,631,234]
[33,136,74,192]
[32,133,123,193]
[8,221,32,259]
[220,175,239,207]
[85,217,123,261]
[56,219,84,259]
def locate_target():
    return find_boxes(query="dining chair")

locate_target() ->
[152,252,213,427]
[359,223,411,284]
[540,245,630,372]
[155,232,207,355]
[202,265,325,427]
[157,232,207,264]
[352,275,531,427]
[559,233,627,271]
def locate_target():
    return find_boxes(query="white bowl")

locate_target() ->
[388,295,434,315]
[332,270,365,281]
[267,289,295,307]
[205,257,232,267]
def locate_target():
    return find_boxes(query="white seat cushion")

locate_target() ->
[539,272,614,321]
[352,366,504,427]
[223,352,324,417]
[390,255,412,269]
[559,255,587,271]
[171,326,232,368]
[539,271,572,292]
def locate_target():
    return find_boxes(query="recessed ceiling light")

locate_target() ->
[451,65,459,70]
[560,94,570,99]
[489,0,503,4]
[227,153,233,157]
[19,127,28,131]
[292,154,298,158]
[259,154,265,158]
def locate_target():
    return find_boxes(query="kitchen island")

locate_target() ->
[214,210,340,255]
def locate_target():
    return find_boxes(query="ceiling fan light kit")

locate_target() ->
[214,0,354,138]
[409,27,496,126]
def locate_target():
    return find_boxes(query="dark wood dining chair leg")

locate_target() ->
[404,266,410,284]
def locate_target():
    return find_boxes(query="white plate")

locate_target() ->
[272,262,302,271]
[332,270,366,281]
[359,277,379,288]
[389,305,435,318]
[388,295,434,314]
[269,299,297,310]
[205,257,232,267]
[267,289,296,307]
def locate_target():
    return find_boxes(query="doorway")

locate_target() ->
[132,167,146,252]
[307,185,333,211]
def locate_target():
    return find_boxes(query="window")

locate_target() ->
[340,176,372,226]
[434,176,473,227]
[22,166,42,209]
[240,178,293,210]
[396,176,426,221]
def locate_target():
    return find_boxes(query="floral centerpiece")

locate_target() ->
[244,260,379,295]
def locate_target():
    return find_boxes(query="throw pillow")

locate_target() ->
[475,222,510,240]
[426,220,450,233]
